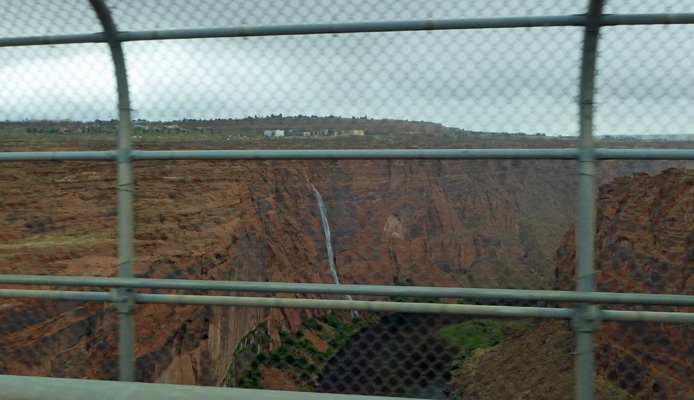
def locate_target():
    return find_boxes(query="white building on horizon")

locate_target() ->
[263,130,285,138]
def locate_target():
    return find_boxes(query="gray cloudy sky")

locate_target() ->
[1,0,693,136]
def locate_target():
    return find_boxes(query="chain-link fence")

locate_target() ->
[2,1,694,399]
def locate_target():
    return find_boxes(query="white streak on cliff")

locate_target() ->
[312,184,358,317]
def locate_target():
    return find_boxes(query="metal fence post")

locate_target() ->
[575,0,604,399]
[88,0,137,382]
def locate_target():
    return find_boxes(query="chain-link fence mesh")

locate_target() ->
[590,12,694,398]
[603,0,692,15]
[130,159,577,289]
[101,0,585,143]
[0,159,119,379]
[0,300,119,379]
[0,162,117,276]
[116,27,583,142]
[555,164,694,399]
[0,1,100,37]
[596,25,694,138]
[595,321,694,399]
[2,1,694,399]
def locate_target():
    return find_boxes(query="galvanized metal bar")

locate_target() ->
[600,309,694,324]
[3,13,694,49]
[8,147,694,162]
[0,33,106,47]
[601,13,694,26]
[117,15,589,41]
[594,148,694,160]
[0,288,572,318]
[0,151,117,161]
[0,15,586,49]
[88,0,136,382]
[0,374,428,400]
[131,148,579,160]
[4,288,694,324]
[5,276,694,307]
[6,147,694,162]
[575,1,604,399]
[134,294,575,318]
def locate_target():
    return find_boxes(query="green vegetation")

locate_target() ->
[236,312,375,391]
[222,321,274,389]
[441,318,538,387]
[438,318,537,359]
[389,275,442,303]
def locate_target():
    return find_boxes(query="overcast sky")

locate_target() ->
[1,0,693,136]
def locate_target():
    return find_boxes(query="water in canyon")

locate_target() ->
[311,184,357,316]
[315,314,463,399]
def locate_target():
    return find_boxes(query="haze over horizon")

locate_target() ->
[1,0,693,137]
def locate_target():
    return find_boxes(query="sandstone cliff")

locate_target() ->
[445,169,694,399]
[1,131,693,386]
[554,168,694,399]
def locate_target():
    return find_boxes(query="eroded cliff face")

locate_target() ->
[1,134,691,386]
[445,320,632,400]
[328,158,580,290]
[0,154,578,384]
[555,168,694,399]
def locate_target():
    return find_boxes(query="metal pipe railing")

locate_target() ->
[5,147,694,162]
[574,1,604,398]
[4,277,694,307]
[89,0,137,382]
[0,15,588,48]
[0,151,117,161]
[130,148,580,160]
[3,288,694,324]
[2,2,694,399]
[2,13,694,49]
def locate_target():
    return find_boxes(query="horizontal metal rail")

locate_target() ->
[0,375,423,400]
[0,288,574,318]
[4,276,694,307]
[132,148,694,161]
[594,148,694,160]
[0,148,578,162]
[130,148,579,160]
[136,294,576,318]
[601,13,694,26]
[141,295,694,324]
[0,32,106,47]
[3,13,694,49]
[0,151,117,161]
[1,15,584,48]
[117,15,590,41]
[600,309,694,324]
[4,147,694,162]
[3,288,694,323]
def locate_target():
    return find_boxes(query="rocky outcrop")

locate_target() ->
[555,168,694,399]
[446,320,632,400]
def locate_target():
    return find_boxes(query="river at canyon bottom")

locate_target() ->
[315,313,464,399]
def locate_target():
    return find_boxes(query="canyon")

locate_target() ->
[446,168,694,399]
[1,125,693,395]
[554,168,694,399]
